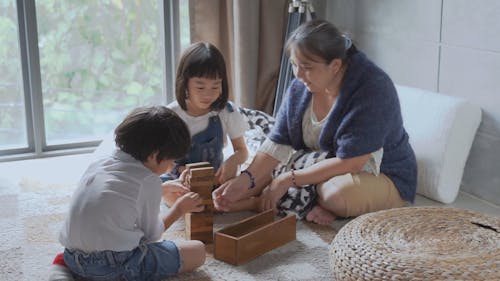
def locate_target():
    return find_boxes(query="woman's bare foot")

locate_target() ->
[306,205,336,225]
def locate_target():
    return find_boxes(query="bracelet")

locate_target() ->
[241,169,256,189]
[290,168,298,187]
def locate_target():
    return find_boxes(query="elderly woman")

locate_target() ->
[213,19,417,225]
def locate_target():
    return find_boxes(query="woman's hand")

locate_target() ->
[212,177,238,212]
[172,192,204,214]
[213,152,280,211]
[212,174,254,211]
[259,174,290,211]
[215,158,239,184]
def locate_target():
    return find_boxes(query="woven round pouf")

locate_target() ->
[329,207,500,281]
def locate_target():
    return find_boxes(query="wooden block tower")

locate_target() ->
[184,162,215,243]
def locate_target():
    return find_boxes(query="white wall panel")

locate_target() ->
[442,0,500,52]
[439,45,500,126]
[356,31,439,91]
[327,0,441,42]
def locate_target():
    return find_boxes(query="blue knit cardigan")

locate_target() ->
[269,49,417,202]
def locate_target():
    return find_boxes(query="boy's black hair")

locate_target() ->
[114,106,190,163]
[175,42,229,111]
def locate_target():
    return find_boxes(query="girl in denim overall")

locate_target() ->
[161,42,249,206]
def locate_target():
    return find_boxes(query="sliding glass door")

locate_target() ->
[36,0,165,146]
[0,0,28,152]
[0,0,190,159]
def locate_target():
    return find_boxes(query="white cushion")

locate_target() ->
[396,85,481,203]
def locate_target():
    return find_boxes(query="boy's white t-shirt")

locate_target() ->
[59,150,165,252]
[167,101,248,145]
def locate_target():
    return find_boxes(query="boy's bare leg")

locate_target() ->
[176,240,206,273]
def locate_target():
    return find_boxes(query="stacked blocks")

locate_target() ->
[184,162,216,243]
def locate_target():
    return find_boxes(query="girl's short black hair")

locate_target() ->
[175,42,229,111]
[114,106,190,163]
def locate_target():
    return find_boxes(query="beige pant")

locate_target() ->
[317,172,406,218]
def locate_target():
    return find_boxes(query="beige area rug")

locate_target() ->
[0,174,344,281]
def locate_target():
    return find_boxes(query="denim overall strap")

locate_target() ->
[159,114,224,183]
[183,114,224,171]
[184,103,235,170]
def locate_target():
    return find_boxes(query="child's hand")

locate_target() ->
[162,179,190,197]
[173,192,204,214]
[179,167,189,185]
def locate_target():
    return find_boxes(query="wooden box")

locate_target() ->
[214,210,296,265]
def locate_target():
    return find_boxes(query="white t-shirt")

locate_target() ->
[167,101,248,145]
[59,150,165,252]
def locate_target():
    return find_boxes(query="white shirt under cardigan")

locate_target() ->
[59,150,165,252]
[168,101,248,145]
[259,100,383,175]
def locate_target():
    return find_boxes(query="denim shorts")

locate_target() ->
[63,240,181,281]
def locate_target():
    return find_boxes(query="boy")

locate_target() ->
[54,106,206,280]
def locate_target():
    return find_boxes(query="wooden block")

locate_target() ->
[189,179,215,187]
[189,167,214,179]
[188,167,215,200]
[189,180,214,187]
[189,185,213,200]
[185,162,211,169]
[202,199,215,213]
[189,229,213,243]
[205,204,216,213]
[214,210,296,265]
[185,212,214,243]
[189,168,214,185]
[187,164,220,187]
[185,213,213,231]
[189,184,215,194]
[202,198,214,206]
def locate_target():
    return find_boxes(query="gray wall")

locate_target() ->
[326,0,500,205]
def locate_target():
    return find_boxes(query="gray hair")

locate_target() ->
[286,19,352,64]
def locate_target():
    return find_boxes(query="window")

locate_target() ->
[0,0,190,159]
[36,1,165,145]
[179,0,190,51]
[0,0,27,151]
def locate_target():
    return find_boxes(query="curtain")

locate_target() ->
[189,0,288,114]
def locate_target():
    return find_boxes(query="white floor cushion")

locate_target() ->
[397,85,481,203]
